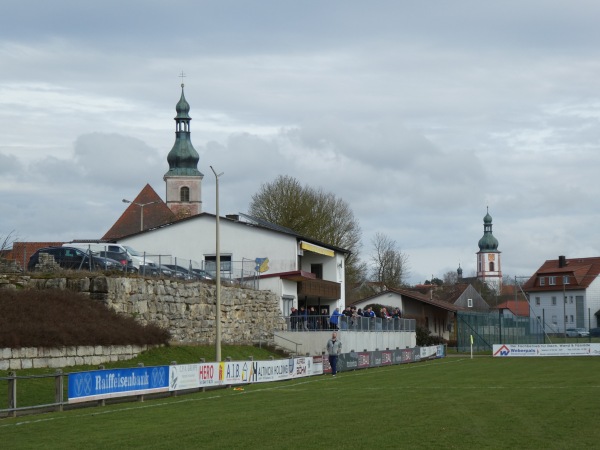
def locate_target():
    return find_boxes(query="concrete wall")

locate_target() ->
[274,330,415,356]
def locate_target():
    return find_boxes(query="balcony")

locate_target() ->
[297,278,340,300]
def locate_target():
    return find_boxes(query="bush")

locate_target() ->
[0,289,171,348]
[416,325,446,347]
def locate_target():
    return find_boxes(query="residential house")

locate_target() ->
[350,288,463,341]
[522,255,600,333]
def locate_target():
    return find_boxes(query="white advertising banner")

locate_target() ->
[169,357,323,392]
[493,343,600,357]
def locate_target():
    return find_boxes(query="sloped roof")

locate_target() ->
[493,300,530,317]
[350,288,464,312]
[113,210,350,255]
[102,184,176,240]
[522,256,600,292]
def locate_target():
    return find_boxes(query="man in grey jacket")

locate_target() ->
[326,332,342,377]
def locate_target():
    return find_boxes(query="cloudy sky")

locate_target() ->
[2,1,600,284]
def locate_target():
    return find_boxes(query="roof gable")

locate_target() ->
[350,288,463,312]
[523,256,600,292]
[102,184,176,240]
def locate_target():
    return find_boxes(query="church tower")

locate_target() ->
[164,83,203,218]
[476,208,502,292]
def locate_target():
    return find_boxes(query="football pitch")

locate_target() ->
[1,356,599,449]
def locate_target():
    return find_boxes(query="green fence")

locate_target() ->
[456,311,544,352]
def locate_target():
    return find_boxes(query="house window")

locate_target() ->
[311,263,323,279]
[563,275,569,284]
[552,315,557,325]
[570,315,574,323]
[535,297,540,306]
[539,277,545,286]
[549,276,556,286]
[180,186,190,202]
[552,296,557,306]
[570,296,573,304]
[204,254,232,274]
[565,315,568,324]
[467,298,473,308]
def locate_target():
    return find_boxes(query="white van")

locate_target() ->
[63,243,155,269]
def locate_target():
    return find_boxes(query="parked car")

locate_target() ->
[191,268,215,281]
[64,243,156,270]
[162,264,196,280]
[138,262,173,277]
[28,247,123,272]
[565,328,589,337]
[98,250,138,273]
[588,328,600,337]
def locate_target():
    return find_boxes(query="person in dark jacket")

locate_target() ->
[290,307,299,330]
[300,306,308,331]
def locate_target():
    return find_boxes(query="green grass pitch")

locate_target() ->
[1,356,599,449]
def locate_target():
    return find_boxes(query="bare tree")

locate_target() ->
[443,271,458,285]
[370,232,409,289]
[0,230,17,254]
[0,230,18,272]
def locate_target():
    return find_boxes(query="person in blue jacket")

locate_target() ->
[329,307,342,330]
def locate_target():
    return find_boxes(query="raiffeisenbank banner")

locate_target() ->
[68,366,170,403]
[168,357,322,391]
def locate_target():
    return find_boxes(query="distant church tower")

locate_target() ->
[476,208,502,292]
[164,83,203,218]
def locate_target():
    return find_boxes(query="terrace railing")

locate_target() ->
[284,314,415,332]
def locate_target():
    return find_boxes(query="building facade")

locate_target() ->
[522,255,600,333]
[116,213,348,315]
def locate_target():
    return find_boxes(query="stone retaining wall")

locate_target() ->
[2,274,286,346]
[0,344,151,371]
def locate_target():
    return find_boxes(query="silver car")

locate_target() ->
[565,328,589,337]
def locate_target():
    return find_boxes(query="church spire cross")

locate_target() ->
[179,71,186,87]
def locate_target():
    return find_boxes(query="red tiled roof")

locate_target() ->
[493,300,530,317]
[102,184,176,240]
[522,256,600,293]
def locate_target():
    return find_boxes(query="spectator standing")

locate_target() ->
[300,306,308,331]
[309,306,318,330]
[326,332,342,377]
[320,309,329,330]
[290,307,298,331]
[329,307,342,330]
[350,306,359,329]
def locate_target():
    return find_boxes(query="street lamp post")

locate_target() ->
[122,199,159,231]
[210,166,224,362]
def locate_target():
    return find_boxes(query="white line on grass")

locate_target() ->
[0,358,468,430]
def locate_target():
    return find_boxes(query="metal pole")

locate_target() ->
[140,204,144,231]
[563,281,567,339]
[211,166,224,362]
